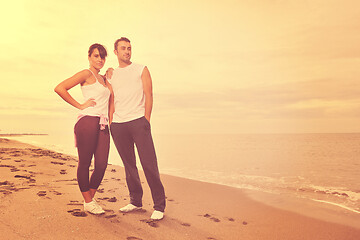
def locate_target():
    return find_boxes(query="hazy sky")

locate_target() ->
[1,0,360,134]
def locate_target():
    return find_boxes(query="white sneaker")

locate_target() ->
[150,210,164,220]
[119,203,142,213]
[84,200,105,215]
[92,199,103,209]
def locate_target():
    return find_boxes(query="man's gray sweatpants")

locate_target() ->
[110,116,166,212]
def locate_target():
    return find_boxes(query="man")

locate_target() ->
[108,37,166,220]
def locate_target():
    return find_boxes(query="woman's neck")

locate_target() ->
[89,66,100,74]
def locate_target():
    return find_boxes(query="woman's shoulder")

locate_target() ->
[78,69,93,81]
[78,69,92,77]
[73,69,93,86]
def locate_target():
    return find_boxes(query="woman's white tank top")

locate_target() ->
[79,69,110,117]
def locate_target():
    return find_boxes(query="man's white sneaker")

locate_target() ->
[119,204,142,213]
[84,200,105,215]
[150,210,164,220]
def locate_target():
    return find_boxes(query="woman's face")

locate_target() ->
[88,48,105,70]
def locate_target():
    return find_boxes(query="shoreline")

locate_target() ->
[3,136,360,220]
[7,134,360,218]
[1,137,360,239]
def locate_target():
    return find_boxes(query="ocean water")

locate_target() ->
[5,133,360,215]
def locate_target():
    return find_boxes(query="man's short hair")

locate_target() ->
[114,37,131,50]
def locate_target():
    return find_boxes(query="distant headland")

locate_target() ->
[0,133,48,136]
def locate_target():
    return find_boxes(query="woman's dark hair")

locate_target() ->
[88,43,107,59]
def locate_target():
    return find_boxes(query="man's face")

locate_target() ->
[115,41,132,63]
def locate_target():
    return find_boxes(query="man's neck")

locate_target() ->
[118,60,132,68]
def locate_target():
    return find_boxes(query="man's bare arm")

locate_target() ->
[141,66,153,122]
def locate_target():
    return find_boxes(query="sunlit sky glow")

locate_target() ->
[1,0,360,134]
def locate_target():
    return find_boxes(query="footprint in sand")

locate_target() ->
[0,164,20,172]
[50,190,62,195]
[140,219,159,228]
[202,214,220,223]
[0,181,17,195]
[169,217,191,227]
[0,190,12,195]
[110,219,121,223]
[50,161,65,165]
[67,200,83,206]
[60,169,67,175]
[55,178,77,182]
[104,209,115,213]
[127,237,143,240]
[14,174,31,179]
[68,209,87,217]
[108,197,117,202]
[97,197,110,201]
[111,177,121,181]
[28,178,36,183]
[0,181,11,186]
[37,191,47,197]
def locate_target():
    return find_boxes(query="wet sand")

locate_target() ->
[0,137,359,240]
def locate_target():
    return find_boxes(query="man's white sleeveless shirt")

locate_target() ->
[109,63,146,123]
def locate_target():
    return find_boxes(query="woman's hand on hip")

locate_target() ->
[81,98,96,110]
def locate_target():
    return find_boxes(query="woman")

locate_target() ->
[54,43,113,214]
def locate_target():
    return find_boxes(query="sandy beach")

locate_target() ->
[0,137,359,240]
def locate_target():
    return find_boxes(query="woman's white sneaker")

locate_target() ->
[84,200,105,215]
